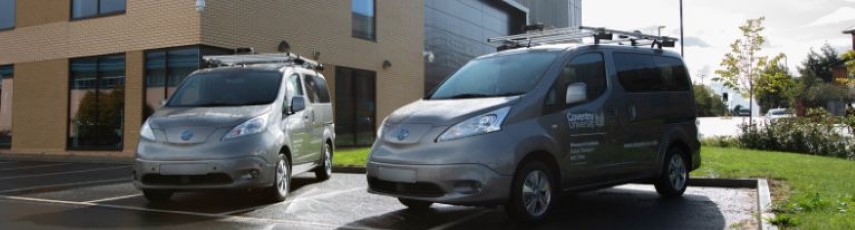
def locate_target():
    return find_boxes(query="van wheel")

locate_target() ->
[267,154,291,202]
[655,147,689,198]
[505,160,555,222]
[143,190,173,203]
[314,142,333,181]
[399,198,432,210]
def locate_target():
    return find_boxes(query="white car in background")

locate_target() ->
[765,108,794,124]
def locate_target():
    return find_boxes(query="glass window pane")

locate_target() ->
[302,75,319,103]
[167,71,282,107]
[0,65,12,148]
[145,51,166,118]
[0,0,15,29]
[69,55,125,150]
[565,53,606,101]
[351,0,375,40]
[72,0,98,19]
[312,76,331,103]
[615,53,661,92]
[99,0,125,14]
[166,48,200,87]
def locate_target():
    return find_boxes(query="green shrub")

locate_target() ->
[737,108,855,160]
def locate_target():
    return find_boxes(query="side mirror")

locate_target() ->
[290,96,306,114]
[566,83,587,104]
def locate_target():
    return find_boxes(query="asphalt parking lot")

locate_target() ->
[0,160,759,229]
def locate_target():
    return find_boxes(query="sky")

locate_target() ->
[582,0,855,114]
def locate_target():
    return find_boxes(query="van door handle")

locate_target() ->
[628,105,638,121]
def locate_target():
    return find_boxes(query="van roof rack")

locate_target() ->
[203,52,324,71]
[487,26,678,51]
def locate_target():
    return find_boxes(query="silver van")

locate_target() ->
[367,38,700,220]
[134,54,335,203]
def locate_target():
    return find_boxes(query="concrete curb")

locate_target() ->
[757,179,777,230]
[332,166,366,174]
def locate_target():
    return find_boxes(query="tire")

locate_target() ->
[505,160,556,222]
[267,154,291,202]
[143,190,173,203]
[398,198,432,210]
[314,142,333,181]
[654,147,689,198]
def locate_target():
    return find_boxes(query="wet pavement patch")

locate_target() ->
[0,161,759,229]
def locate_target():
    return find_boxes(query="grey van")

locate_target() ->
[367,44,700,221]
[134,55,335,203]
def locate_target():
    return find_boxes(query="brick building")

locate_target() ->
[0,0,424,159]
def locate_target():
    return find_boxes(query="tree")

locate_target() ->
[713,17,766,125]
[803,44,840,82]
[693,85,727,117]
[755,53,794,113]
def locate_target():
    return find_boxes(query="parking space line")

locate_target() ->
[427,210,490,230]
[218,186,367,215]
[0,161,19,165]
[0,194,388,230]
[0,163,72,171]
[0,165,129,180]
[83,194,142,203]
[0,178,130,194]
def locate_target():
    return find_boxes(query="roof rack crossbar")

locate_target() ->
[487,25,679,51]
[203,53,324,71]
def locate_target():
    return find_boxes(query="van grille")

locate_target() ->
[368,177,444,197]
[141,173,233,186]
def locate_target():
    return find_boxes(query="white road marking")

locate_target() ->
[0,163,72,171]
[0,161,19,165]
[218,186,367,215]
[0,178,130,194]
[0,195,388,230]
[83,194,142,203]
[427,209,491,230]
[0,165,129,180]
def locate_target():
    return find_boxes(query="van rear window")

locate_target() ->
[614,53,690,92]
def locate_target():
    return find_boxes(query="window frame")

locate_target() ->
[351,0,377,41]
[0,0,15,31]
[70,0,126,21]
[0,64,12,149]
[67,53,126,151]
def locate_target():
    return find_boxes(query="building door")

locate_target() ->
[335,67,377,147]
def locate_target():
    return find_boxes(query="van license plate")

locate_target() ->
[378,167,416,183]
[160,163,209,175]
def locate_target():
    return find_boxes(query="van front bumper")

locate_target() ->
[366,161,512,206]
[133,155,275,191]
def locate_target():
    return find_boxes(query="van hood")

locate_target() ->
[387,97,519,126]
[148,105,272,129]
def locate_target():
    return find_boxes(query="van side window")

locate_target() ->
[653,56,691,91]
[309,75,331,103]
[284,74,303,110]
[615,53,691,92]
[563,53,606,104]
[302,75,322,103]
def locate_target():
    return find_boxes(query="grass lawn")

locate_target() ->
[694,147,855,229]
[333,147,370,167]
[330,146,854,229]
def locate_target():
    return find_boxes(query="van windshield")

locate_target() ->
[166,70,282,107]
[428,52,558,100]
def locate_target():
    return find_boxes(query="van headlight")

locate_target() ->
[224,116,268,140]
[377,117,389,138]
[140,120,156,141]
[437,107,511,142]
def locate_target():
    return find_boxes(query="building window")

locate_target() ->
[69,54,125,150]
[72,0,125,20]
[335,66,376,147]
[0,0,14,30]
[144,46,231,120]
[351,0,376,40]
[0,65,12,148]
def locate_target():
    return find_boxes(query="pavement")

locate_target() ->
[0,160,759,230]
